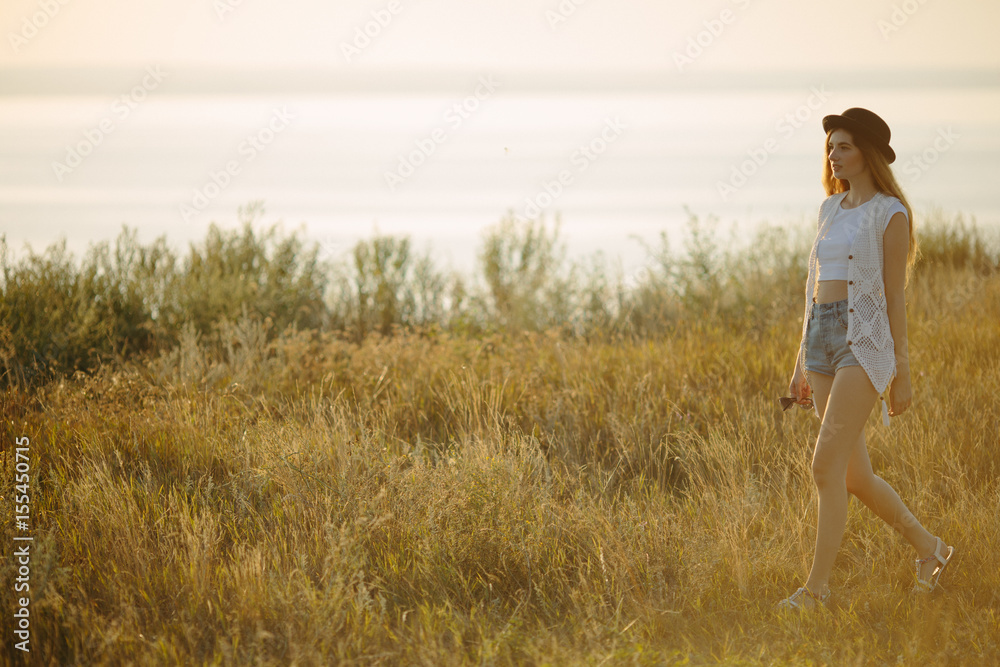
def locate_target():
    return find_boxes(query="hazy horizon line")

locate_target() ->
[1,66,997,96]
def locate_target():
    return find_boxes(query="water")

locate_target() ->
[2,85,998,275]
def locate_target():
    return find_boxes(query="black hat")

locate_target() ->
[822,107,895,164]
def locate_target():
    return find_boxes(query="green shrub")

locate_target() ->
[166,202,328,342]
[0,227,165,385]
[3,202,997,390]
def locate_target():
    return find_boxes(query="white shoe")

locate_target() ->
[777,586,829,610]
[913,536,955,593]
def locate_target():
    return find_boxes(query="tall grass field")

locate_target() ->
[2,204,999,664]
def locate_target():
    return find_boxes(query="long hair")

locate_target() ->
[822,130,919,285]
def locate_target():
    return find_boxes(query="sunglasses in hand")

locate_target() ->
[779,396,814,411]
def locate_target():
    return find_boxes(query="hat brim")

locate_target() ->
[822,115,896,164]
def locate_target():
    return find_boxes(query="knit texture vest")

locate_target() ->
[798,191,898,397]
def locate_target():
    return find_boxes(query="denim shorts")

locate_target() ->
[804,298,861,378]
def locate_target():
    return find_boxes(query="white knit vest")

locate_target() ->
[799,191,899,413]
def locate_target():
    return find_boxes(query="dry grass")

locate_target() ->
[2,223,1000,665]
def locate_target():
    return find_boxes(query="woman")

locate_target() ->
[779,108,954,610]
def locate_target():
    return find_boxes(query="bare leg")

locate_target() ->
[807,368,947,588]
[844,430,938,560]
[803,366,879,594]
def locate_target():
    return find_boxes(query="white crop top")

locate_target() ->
[816,198,908,281]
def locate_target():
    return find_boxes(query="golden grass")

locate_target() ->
[2,256,1000,665]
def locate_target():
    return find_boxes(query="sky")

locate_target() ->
[1,0,998,271]
[1,0,997,73]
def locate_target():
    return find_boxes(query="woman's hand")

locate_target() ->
[888,368,912,416]
[788,365,813,408]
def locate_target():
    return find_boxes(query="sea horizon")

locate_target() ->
[2,77,998,275]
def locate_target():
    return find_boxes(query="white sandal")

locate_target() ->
[913,536,954,593]
[777,586,829,610]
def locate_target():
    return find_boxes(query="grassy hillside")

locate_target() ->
[2,208,999,664]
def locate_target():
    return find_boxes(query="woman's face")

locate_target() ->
[827,129,867,181]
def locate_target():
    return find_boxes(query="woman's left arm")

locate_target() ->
[883,211,911,415]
